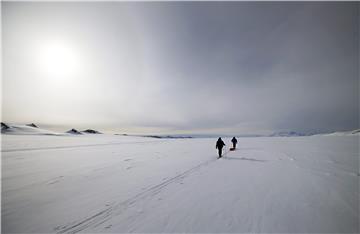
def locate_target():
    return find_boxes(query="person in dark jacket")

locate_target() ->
[216,137,226,158]
[231,137,238,150]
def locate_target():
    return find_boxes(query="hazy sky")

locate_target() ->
[2,2,359,134]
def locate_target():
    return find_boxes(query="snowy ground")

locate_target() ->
[1,133,359,233]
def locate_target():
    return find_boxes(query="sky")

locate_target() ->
[2,2,359,135]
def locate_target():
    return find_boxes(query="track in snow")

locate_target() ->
[54,151,230,234]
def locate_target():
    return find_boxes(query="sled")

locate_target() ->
[230,147,236,151]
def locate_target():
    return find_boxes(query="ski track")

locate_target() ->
[2,140,166,153]
[54,151,231,234]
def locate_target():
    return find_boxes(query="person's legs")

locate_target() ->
[233,142,236,149]
[218,148,222,157]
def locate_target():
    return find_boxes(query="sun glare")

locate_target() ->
[37,41,82,80]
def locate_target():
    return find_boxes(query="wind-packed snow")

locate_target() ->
[1,133,359,233]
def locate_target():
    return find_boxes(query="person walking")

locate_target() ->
[231,137,238,150]
[216,137,226,158]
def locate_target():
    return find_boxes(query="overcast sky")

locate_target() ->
[2,2,359,134]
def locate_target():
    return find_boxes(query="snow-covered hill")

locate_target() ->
[82,129,102,134]
[1,123,105,136]
[320,129,360,136]
[2,134,358,233]
[1,123,62,135]
[66,128,83,135]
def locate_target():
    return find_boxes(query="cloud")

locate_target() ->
[2,2,358,134]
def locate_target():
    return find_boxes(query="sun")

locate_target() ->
[36,40,82,80]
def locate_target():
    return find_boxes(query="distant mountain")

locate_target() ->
[82,129,102,134]
[142,135,193,139]
[1,123,61,135]
[66,128,82,135]
[321,129,360,136]
[26,123,38,128]
[269,131,306,137]
[1,123,106,136]
[137,134,266,139]
[1,122,10,132]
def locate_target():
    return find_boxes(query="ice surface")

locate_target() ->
[1,134,359,233]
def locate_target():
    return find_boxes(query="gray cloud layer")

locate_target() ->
[2,2,359,134]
